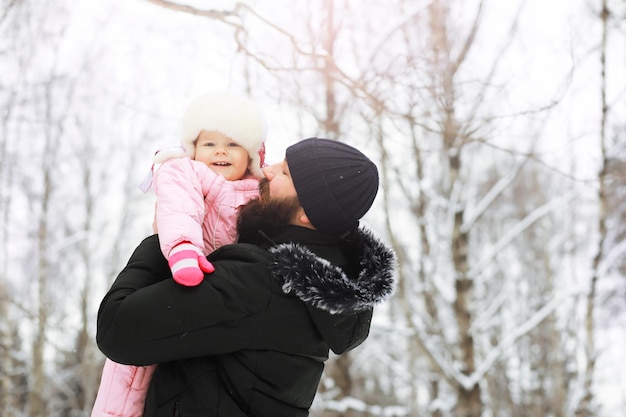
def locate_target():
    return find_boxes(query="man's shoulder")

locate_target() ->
[208,243,277,295]
[208,242,272,263]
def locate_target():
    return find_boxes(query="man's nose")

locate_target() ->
[262,165,274,179]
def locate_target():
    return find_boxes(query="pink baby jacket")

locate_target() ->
[91,157,260,417]
[154,157,260,256]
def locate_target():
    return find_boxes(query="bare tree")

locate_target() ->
[576,0,625,415]
[0,10,19,417]
[0,1,135,415]
[28,75,60,417]
[131,1,606,417]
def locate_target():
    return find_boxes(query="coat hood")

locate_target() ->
[267,227,396,315]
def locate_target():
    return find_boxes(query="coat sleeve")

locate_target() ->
[96,235,271,366]
[305,304,373,354]
[154,158,218,256]
[90,359,155,417]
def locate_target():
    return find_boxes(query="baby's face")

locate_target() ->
[194,130,250,181]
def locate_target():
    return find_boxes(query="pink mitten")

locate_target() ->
[168,242,215,286]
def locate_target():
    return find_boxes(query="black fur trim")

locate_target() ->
[268,228,396,314]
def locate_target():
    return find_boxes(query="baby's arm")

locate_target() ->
[153,158,214,286]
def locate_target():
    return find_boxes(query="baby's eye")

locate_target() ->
[228,142,241,148]
[202,142,215,147]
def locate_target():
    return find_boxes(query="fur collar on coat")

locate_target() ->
[268,227,396,315]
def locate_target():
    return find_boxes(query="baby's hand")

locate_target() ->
[168,242,215,286]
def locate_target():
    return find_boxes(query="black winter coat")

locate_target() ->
[96,225,395,417]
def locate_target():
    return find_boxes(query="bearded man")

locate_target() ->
[96,137,396,417]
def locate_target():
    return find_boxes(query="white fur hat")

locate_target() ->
[154,91,267,178]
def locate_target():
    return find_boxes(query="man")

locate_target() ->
[96,137,396,417]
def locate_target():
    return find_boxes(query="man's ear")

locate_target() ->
[296,207,315,229]
[299,212,311,225]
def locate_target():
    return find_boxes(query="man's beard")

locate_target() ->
[237,178,302,238]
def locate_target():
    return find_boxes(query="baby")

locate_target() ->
[91,91,267,417]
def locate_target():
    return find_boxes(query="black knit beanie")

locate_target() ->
[286,137,379,237]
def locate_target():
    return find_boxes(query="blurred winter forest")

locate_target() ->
[1,0,625,416]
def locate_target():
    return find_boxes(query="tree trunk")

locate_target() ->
[576,1,609,415]
[429,0,482,414]
[29,170,50,417]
